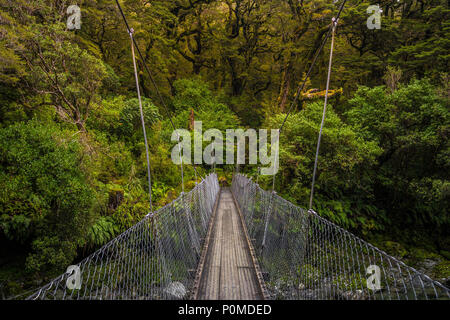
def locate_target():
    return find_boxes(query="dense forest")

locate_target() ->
[0,0,448,298]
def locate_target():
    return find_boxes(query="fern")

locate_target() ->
[87,216,118,248]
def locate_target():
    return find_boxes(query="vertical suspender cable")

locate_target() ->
[309,18,337,210]
[271,147,278,192]
[212,143,216,174]
[194,159,198,184]
[129,29,153,212]
[178,131,185,194]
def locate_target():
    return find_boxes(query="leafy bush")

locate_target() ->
[172,78,215,112]
[264,102,382,232]
[0,121,94,274]
[113,190,149,232]
[87,216,118,248]
[118,97,161,139]
[332,273,366,292]
[346,79,449,245]
[433,260,450,279]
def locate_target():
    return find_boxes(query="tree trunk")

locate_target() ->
[278,61,292,112]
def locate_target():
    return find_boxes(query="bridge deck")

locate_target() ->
[195,188,263,300]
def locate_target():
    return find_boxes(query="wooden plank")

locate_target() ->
[191,188,221,300]
[196,188,263,300]
[231,188,270,300]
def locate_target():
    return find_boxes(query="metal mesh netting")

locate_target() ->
[27,173,220,300]
[232,174,450,300]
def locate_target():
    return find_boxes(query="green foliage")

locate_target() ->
[440,251,450,260]
[0,0,449,295]
[86,96,122,136]
[87,216,118,248]
[172,78,215,112]
[88,95,162,142]
[433,261,450,279]
[332,273,365,292]
[106,172,151,233]
[298,264,321,288]
[149,78,240,188]
[382,241,408,259]
[0,120,94,273]
[113,197,149,232]
[264,101,382,232]
[118,97,161,139]
[167,78,240,132]
[25,236,78,275]
[0,7,26,85]
[389,3,450,81]
[151,181,173,205]
[346,79,449,244]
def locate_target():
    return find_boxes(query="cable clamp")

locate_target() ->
[331,17,339,27]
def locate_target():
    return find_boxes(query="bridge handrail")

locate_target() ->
[232,173,450,300]
[25,173,220,300]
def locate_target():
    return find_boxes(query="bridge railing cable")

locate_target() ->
[26,174,219,300]
[232,174,450,300]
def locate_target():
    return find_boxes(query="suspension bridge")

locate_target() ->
[19,1,450,300]
[26,173,450,300]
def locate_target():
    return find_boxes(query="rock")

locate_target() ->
[390,287,400,294]
[302,289,317,300]
[441,278,450,287]
[163,281,186,299]
[410,274,426,287]
[353,289,365,300]
[340,289,366,300]
[422,259,438,269]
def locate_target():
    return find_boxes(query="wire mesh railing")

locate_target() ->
[26,173,220,300]
[231,174,450,300]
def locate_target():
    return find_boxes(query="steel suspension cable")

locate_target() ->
[114,0,202,189]
[309,18,338,210]
[278,0,347,134]
[129,29,153,212]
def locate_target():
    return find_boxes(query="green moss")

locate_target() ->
[407,247,442,262]
[297,264,321,288]
[439,250,450,260]
[433,261,450,279]
[6,281,23,296]
[332,273,365,291]
[382,241,408,258]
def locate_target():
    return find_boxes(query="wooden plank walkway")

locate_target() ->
[194,188,264,300]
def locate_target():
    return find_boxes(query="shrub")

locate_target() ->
[0,121,94,274]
